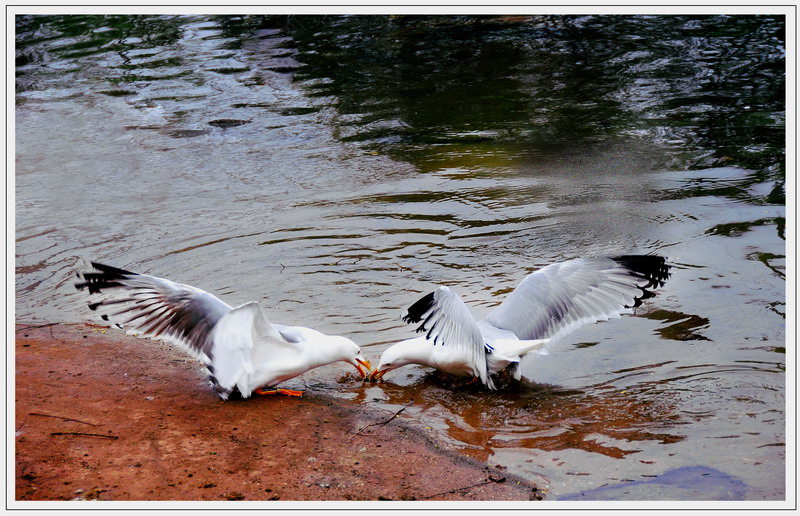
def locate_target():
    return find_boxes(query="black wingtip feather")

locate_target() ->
[89,261,138,277]
[402,291,436,324]
[75,262,138,294]
[612,254,671,284]
[611,255,672,307]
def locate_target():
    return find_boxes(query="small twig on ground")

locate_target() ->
[15,414,30,433]
[30,412,98,426]
[50,432,118,439]
[351,400,414,439]
[418,479,496,500]
[15,323,58,333]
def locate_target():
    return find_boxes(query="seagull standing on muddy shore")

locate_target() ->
[75,262,371,400]
[369,255,671,388]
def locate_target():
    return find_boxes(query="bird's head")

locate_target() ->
[332,336,372,380]
[368,338,430,382]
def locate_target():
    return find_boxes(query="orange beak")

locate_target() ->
[354,358,372,379]
[368,369,386,382]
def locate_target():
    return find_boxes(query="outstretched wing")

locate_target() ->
[403,286,494,388]
[75,262,298,399]
[75,261,234,362]
[482,255,671,342]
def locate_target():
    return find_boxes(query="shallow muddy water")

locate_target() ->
[15,14,786,500]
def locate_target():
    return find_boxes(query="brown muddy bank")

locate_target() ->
[14,323,541,502]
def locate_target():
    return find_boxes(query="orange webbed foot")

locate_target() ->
[254,388,304,397]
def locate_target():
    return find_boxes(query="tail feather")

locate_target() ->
[500,338,550,358]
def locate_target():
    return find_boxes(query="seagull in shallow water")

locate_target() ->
[369,255,671,389]
[75,262,371,400]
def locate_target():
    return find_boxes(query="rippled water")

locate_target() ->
[15,14,786,500]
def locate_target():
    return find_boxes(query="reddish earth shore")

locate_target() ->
[14,323,541,503]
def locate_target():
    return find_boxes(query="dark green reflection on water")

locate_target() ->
[16,14,785,179]
[279,15,784,175]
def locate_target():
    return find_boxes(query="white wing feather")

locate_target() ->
[482,256,670,343]
[403,286,494,389]
[208,301,297,397]
[76,263,233,362]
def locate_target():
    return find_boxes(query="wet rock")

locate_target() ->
[559,466,749,501]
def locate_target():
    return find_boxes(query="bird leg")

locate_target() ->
[254,388,304,397]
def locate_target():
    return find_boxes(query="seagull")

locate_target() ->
[369,255,671,389]
[75,262,371,400]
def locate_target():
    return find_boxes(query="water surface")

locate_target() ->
[15,14,786,500]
